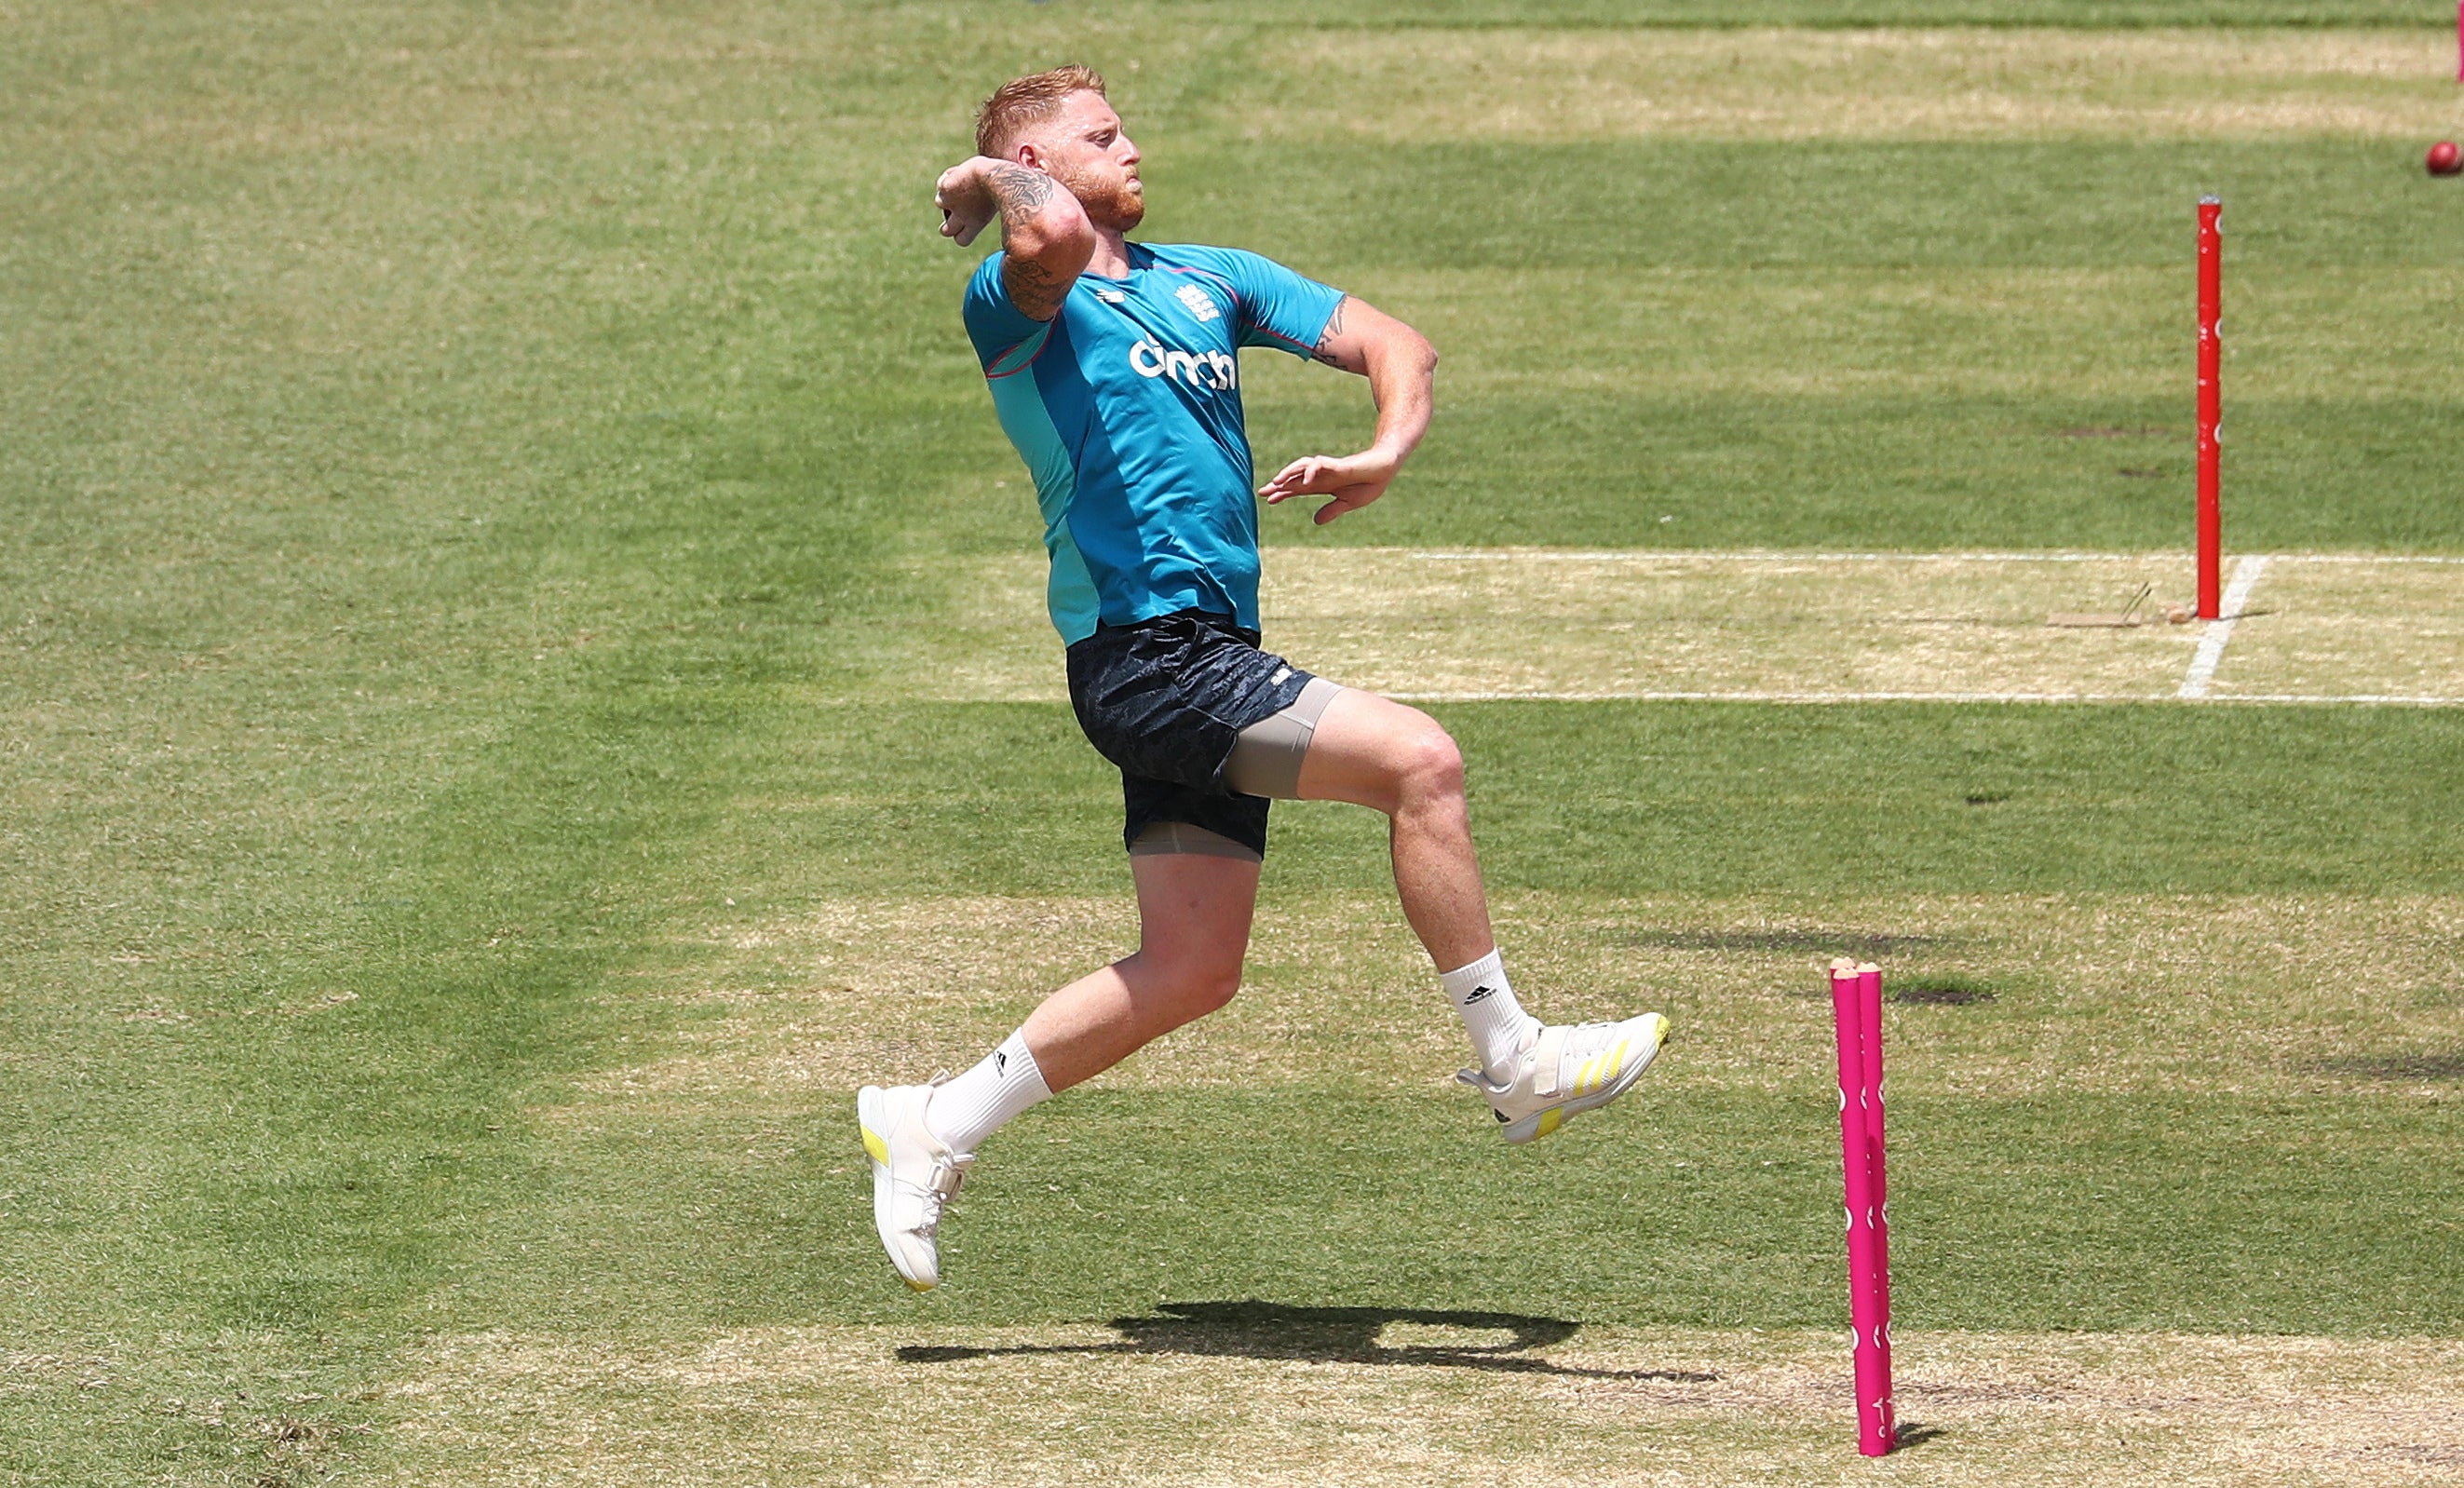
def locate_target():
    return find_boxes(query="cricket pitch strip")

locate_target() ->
[385,1322,2463,1486]
[882,549,2464,708]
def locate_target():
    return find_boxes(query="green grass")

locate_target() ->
[395,1081,2464,1335]
[860,1089,2464,1335]
[1169,2,2451,22]
[1194,135,2464,550]
[676,700,2464,898]
[5,1,2463,1482]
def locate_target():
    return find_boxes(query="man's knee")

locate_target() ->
[1185,964,1241,1016]
[1138,940,1252,1024]
[1392,715,1465,803]
[1142,949,1241,1020]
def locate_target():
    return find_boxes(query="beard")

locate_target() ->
[1061,165,1144,233]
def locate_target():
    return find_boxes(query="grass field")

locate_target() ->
[5,1,2463,1483]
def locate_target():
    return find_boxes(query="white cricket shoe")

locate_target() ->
[857,1083,973,1292]
[1456,1012,1671,1144]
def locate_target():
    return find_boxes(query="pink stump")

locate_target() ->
[1857,964,1894,1423]
[1832,960,1895,1455]
[2196,197,2223,620]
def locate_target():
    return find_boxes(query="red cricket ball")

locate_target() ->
[2430,141,2464,177]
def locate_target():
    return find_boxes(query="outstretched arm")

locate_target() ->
[935,156,1095,321]
[1256,296,1438,524]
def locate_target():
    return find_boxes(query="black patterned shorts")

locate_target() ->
[1064,609,1318,859]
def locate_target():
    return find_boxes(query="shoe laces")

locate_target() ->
[1556,1020,1632,1062]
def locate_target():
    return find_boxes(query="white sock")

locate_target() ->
[924,1028,1051,1154]
[1440,949,1542,1083]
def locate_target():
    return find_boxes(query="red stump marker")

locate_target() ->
[1831,958,1895,1455]
[2196,197,2223,620]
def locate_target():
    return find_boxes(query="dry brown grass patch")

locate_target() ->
[2214,561,2464,701]
[382,1323,2464,1486]
[1249,29,2464,142]
[542,890,2464,1130]
[869,550,2464,705]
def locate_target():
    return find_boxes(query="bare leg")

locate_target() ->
[1020,848,1260,1091]
[1294,689,1496,971]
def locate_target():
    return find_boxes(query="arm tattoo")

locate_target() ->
[1009,256,1063,293]
[982,162,1077,319]
[1311,298,1364,372]
[1000,227,1072,320]
[981,158,1089,318]
[984,162,1059,229]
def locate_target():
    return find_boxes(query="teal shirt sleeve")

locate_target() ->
[1215,249,1346,359]
[961,252,1049,371]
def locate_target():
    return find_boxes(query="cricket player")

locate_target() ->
[860,66,1669,1291]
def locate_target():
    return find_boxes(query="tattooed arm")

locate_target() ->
[1257,295,1438,524]
[935,156,1094,321]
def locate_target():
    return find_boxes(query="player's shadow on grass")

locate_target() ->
[897,1299,1718,1382]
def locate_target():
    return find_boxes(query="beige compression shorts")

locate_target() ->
[1127,677,1345,862]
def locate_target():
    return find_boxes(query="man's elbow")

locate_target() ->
[1009,187,1093,256]
[1391,326,1437,375]
[1009,211,1095,274]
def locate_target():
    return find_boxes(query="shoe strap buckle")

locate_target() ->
[1529,1027,1567,1098]
[928,1154,972,1200]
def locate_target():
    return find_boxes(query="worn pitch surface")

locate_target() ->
[891,550,2464,704]
[384,1326,2464,1487]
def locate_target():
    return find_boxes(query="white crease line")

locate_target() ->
[2178,555,2271,700]
[1384,689,2463,707]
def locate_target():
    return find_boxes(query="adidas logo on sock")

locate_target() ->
[995,1049,1009,1075]
[1461,984,1496,1005]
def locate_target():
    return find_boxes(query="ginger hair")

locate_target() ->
[973,64,1108,160]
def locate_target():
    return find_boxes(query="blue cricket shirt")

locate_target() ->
[961,241,1346,643]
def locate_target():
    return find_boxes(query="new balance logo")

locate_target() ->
[1130,338,1238,391]
[1462,984,1496,1006]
